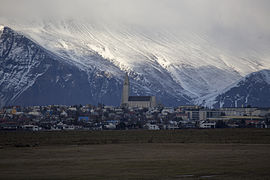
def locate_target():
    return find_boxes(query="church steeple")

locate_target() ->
[124,73,129,85]
[121,73,130,106]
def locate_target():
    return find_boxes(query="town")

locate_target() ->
[1,73,269,131]
[1,104,270,131]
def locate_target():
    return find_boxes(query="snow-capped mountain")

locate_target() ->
[0,26,124,107]
[0,26,193,107]
[1,18,270,107]
[208,70,270,108]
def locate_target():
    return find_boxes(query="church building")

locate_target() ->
[121,73,156,108]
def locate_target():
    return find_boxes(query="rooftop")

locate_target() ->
[128,96,152,102]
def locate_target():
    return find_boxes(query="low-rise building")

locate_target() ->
[199,121,216,129]
[145,123,160,130]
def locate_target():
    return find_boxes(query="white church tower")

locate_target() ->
[121,73,130,106]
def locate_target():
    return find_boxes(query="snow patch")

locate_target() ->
[0,25,4,37]
[63,74,72,82]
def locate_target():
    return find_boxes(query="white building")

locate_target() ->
[22,125,40,131]
[145,123,160,130]
[199,121,216,129]
[220,108,257,116]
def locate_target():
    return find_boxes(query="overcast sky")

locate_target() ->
[1,0,269,26]
[1,0,270,54]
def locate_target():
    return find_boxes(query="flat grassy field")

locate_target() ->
[0,129,270,180]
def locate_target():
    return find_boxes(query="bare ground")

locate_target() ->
[0,129,270,180]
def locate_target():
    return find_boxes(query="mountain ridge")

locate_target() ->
[0,26,193,107]
[0,26,123,107]
[1,24,270,107]
[210,69,270,108]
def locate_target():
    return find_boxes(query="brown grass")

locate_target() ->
[0,129,270,179]
[1,129,270,147]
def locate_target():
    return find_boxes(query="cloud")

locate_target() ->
[1,0,269,26]
[1,0,270,54]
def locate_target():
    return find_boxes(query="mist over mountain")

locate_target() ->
[0,0,270,107]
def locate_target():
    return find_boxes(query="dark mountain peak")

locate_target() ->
[245,69,270,83]
[212,69,270,108]
[0,25,25,40]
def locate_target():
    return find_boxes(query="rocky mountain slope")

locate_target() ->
[209,70,270,108]
[0,26,124,107]
[1,21,270,107]
[0,26,192,107]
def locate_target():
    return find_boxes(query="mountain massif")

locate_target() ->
[211,70,270,108]
[0,26,191,107]
[0,26,123,107]
[0,23,270,108]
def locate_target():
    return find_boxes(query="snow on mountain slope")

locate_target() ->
[0,25,4,36]
[0,26,126,107]
[0,26,194,107]
[1,18,270,105]
[207,70,270,108]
